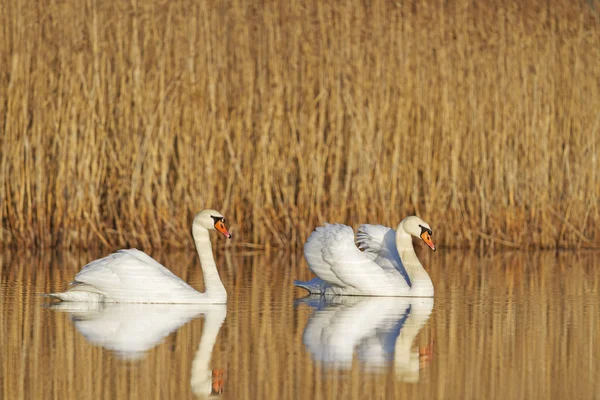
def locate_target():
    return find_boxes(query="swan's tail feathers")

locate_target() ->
[43,283,104,303]
[303,224,347,287]
[293,278,327,294]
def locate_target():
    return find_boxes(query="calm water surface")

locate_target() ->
[1,249,598,399]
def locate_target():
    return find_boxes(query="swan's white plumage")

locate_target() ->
[296,216,435,297]
[65,249,204,303]
[49,302,217,360]
[356,224,392,258]
[318,224,410,295]
[300,296,434,377]
[48,302,227,396]
[357,224,412,284]
[303,225,346,287]
[47,209,231,304]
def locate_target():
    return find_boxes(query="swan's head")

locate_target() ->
[194,209,232,239]
[401,216,436,251]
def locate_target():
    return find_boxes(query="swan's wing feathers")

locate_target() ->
[304,223,410,294]
[75,253,125,287]
[74,249,194,297]
[357,224,408,279]
[356,224,393,259]
[118,249,183,281]
[304,225,346,287]
[318,224,357,266]
[318,225,392,292]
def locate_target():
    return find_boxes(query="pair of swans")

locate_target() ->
[48,210,435,303]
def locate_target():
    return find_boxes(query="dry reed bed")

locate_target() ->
[0,0,599,249]
[1,250,599,399]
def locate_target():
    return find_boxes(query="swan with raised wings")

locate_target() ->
[295,216,436,297]
[47,209,231,304]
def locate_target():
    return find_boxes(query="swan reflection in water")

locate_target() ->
[48,302,227,397]
[297,296,434,381]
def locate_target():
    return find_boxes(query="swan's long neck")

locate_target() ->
[193,225,227,301]
[395,226,434,296]
[191,306,227,397]
[394,298,434,381]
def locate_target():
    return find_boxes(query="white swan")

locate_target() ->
[295,216,436,297]
[299,296,434,379]
[48,302,228,396]
[47,302,219,360]
[47,209,231,304]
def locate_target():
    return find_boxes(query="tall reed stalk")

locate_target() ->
[0,0,599,249]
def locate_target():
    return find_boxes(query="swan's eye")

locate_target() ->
[419,224,432,236]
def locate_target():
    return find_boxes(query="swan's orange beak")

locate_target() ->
[215,220,232,239]
[420,231,436,251]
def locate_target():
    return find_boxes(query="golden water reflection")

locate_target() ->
[1,249,599,399]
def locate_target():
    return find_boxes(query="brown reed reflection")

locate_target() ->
[1,250,599,399]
